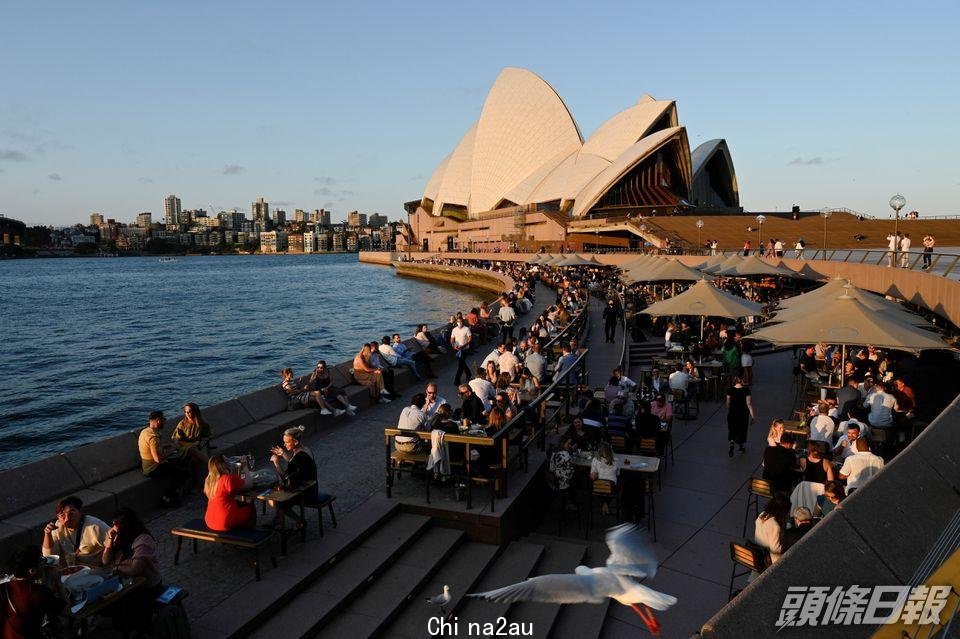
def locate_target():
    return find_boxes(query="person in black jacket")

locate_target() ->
[762,433,800,494]
[270,425,323,529]
[456,385,486,424]
[602,298,622,343]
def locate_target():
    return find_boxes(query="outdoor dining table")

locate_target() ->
[239,480,317,555]
[57,567,146,638]
[783,419,810,448]
[570,452,660,474]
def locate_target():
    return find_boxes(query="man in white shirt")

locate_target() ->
[832,422,864,461]
[611,367,637,392]
[668,364,690,398]
[423,383,448,421]
[839,438,885,491]
[396,393,428,452]
[469,368,496,412]
[886,232,899,267]
[864,382,898,429]
[481,344,504,369]
[450,317,473,386]
[379,336,424,381]
[497,344,521,380]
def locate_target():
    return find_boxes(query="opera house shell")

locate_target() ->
[406,67,739,251]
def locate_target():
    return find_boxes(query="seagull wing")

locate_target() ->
[605,523,658,578]
[467,572,622,604]
[613,578,678,611]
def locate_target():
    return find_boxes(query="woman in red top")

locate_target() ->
[203,455,256,531]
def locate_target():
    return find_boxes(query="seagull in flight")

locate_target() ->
[426,584,452,617]
[466,524,675,636]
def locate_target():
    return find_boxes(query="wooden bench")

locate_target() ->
[171,519,277,580]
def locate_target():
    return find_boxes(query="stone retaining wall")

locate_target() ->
[0,262,517,568]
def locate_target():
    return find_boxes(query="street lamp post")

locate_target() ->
[755,215,766,255]
[696,219,704,252]
[889,194,906,266]
[820,207,832,255]
[406,210,412,260]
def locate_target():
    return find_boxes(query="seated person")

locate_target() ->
[1,546,65,639]
[138,410,189,506]
[270,426,326,528]
[469,367,497,412]
[172,402,212,488]
[650,393,673,426]
[379,335,424,381]
[42,495,109,567]
[549,437,576,500]
[581,398,606,428]
[798,346,820,381]
[762,433,799,494]
[102,508,164,631]
[393,333,437,378]
[648,368,668,395]
[808,401,835,444]
[281,368,342,415]
[203,454,256,531]
[395,393,429,453]
[832,421,864,461]
[353,344,390,403]
[815,480,846,517]
[668,364,691,398]
[892,378,917,419]
[415,323,445,353]
[839,438,885,492]
[428,403,460,434]
[309,361,358,416]
[458,385,487,425]
[610,391,635,420]
[564,417,596,451]
[590,442,620,516]
[767,419,784,447]
[606,401,632,435]
[367,341,397,396]
[754,493,791,564]
[799,441,834,484]
[782,507,815,552]
[610,367,638,393]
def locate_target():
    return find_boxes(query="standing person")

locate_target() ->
[710,239,718,256]
[794,238,805,259]
[726,377,755,457]
[41,496,109,567]
[899,233,912,268]
[774,238,784,258]
[886,232,899,267]
[138,410,189,506]
[450,316,474,386]
[602,298,621,343]
[497,297,517,341]
[742,240,751,257]
[922,234,935,269]
[740,342,754,386]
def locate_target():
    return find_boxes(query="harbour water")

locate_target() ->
[0,254,483,470]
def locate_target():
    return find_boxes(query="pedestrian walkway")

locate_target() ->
[539,298,799,638]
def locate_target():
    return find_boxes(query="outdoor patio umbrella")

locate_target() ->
[619,254,658,271]
[770,284,931,327]
[638,259,709,283]
[749,295,950,385]
[694,254,725,272]
[556,254,597,267]
[541,254,565,266]
[721,255,798,278]
[704,254,742,275]
[526,254,545,264]
[639,279,763,338]
[775,278,850,309]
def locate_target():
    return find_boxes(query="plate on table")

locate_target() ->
[64,569,103,592]
[468,428,487,436]
[43,555,59,567]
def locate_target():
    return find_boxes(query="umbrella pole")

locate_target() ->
[700,315,705,341]
[840,344,846,386]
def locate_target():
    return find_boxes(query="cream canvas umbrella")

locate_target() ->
[620,254,658,271]
[527,254,545,264]
[640,259,710,283]
[776,278,850,309]
[704,253,742,274]
[694,254,725,272]
[639,279,762,338]
[557,254,597,267]
[770,284,931,327]
[750,294,949,355]
[721,255,798,278]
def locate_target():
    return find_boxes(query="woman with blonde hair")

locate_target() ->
[352,344,389,403]
[767,418,785,447]
[590,441,620,515]
[203,454,255,531]
[271,426,325,530]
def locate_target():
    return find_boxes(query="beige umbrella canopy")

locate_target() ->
[704,253,742,274]
[776,278,850,309]
[540,254,566,266]
[620,254,658,271]
[750,295,949,353]
[556,253,597,267]
[641,258,711,283]
[526,254,546,264]
[720,254,797,278]
[694,254,726,272]
[640,279,762,319]
[770,284,931,327]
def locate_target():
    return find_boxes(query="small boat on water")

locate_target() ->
[158,257,178,263]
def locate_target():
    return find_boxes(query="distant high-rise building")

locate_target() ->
[347,211,367,227]
[89,213,104,226]
[273,209,286,226]
[252,197,270,230]
[137,212,152,227]
[177,209,194,225]
[164,195,181,226]
[368,213,387,228]
[294,209,307,223]
[314,209,331,227]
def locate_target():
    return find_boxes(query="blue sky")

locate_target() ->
[2,0,958,226]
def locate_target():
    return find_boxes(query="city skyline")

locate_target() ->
[2,1,958,226]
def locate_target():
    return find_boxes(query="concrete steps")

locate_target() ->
[506,535,589,639]
[452,541,545,628]
[549,541,611,639]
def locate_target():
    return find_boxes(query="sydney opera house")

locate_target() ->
[404,67,740,252]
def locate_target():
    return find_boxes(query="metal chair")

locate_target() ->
[728,541,771,600]
[742,477,774,537]
[638,438,663,490]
